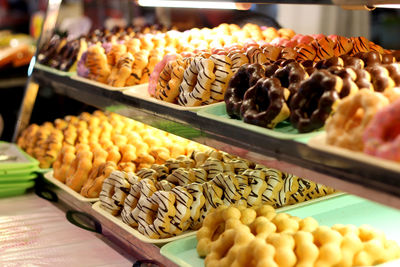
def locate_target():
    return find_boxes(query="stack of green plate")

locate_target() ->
[0,141,39,198]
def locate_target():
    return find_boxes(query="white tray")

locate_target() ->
[123,85,223,112]
[43,170,99,202]
[91,192,343,245]
[92,201,196,245]
[71,75,146,91]
[35,63,75,76]
[308,133,400,173]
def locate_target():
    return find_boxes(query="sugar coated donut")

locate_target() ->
[326,89,389,151]
[363,98,400,161]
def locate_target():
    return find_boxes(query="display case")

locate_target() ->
[12,0,400,265]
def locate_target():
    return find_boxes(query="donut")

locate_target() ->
[65,149,93,192]
[202,181,224,209]
[201,157,225,180]
[296,43,316,62]
[275,174,299,208]
[196,205,244,257]
[366,65,396,92]
[225,63,265,118]
[136,168,159,181]
[137,190,176,238]
[169,186,194,235]
[311,37,335,61]
[155,180,175,191]
[363,98,400,161]
[155,57,186,102]
[207,54,233,103]
[53,145,76,182]
[328,66,358,98]
[326,89,389,151]
[213,173,241,205]
[290,70,342,133]
[385,63,400,86]
[242,170,268,207]
[184,182,205,229]
[357,51,382,67]
[273,61,309,96]
[280,47,297,60]
[178,57,216,106]
[333,36,353,57]
[241,77,290,129]
[125,50,149,86]
[261,168,284,206]
[107,52,134,87]
[166,168,196,186]
[263,45,281,62]
[353,68,373,90]
[99,170,132,215]
[350,36,370,55]
[125,178,157,227]
[85,44,111,83]
[246,47,267,64]
[341,54,365,69]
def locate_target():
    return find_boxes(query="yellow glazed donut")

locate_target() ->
[65,149,93,192]
[81,161,117,198]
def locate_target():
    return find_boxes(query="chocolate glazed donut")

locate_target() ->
[59,40,80,71]
[290,70,341,133]
[328,66,358,98]
[240,78,290,129]
[225,63,264,118]
[273,61,308,97]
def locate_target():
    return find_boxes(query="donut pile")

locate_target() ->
[18,111,206,197]
[226,52,400,133]
[197,204,400,267]
[152,33,394,107]
[37,24,169,72]
[99,148,334,239]
[77,23,293,87]
[18,122,64,169]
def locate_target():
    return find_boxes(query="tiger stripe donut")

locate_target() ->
[207,54,233,103]
[350,36,370,55]
[178,57,216,106]
[137,190,176,238]
[99,170,132,215]
[125,50,149,86]
[213,173,241,205]
[184,182,205,229]
[123,178,157,227]
[107,52,134,87]
[333,36,353,57]
[261,168,284,206]
[312,37,335,61]
[169,186,194,235]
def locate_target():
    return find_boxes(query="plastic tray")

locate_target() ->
[197,102,322,142]
[308,133,400,173]
[92,192,342,246]
[122,85,223,112]
[0,186,32,198]
[71,75,145,91]
[0,180,35,189]
[0,141,39,170]
[92,201,197,246]
[35,63,75,76]
[43,171,99,202]
[160,194,400,267]
[0,165,38,176]
[0,173,37,183]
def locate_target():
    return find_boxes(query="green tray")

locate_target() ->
[0,187,32,198]
[0,165,38,176]
[0,173,37,183]
[160,194,400,267]
[0,142,39,170]
[0,180,35,189]
[197,102,322,143]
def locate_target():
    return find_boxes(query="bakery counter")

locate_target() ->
[35,176,179,267]
[30,67,400,210]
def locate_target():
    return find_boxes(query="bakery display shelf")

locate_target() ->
[31,67,400,210]
[37,176,179,267]
[160,194,400,267]
[145,0,400,6]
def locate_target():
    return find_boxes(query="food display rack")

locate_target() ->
[11,0,400,265]
[31,68,400,210]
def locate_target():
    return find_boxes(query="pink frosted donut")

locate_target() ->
[363,98,400,161]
